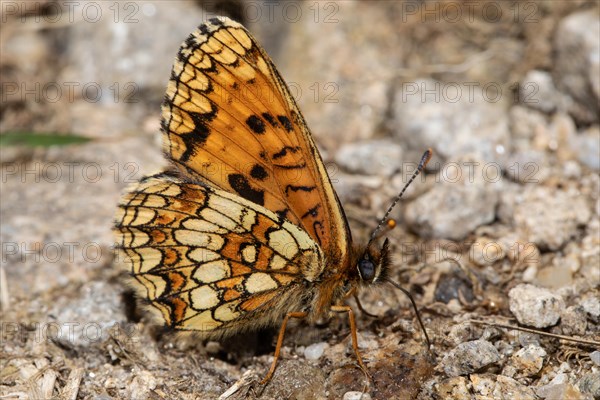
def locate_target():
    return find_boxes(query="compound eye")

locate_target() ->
[358,258,375,281]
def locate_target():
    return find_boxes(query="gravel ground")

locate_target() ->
[1,1,599,399]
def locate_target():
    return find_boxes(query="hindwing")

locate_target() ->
[115,174,325,334]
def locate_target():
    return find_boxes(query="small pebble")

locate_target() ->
[205,341,221,354]
[494,376,537,400]
[550,373,569,386]
[481,326,502,342]
[129,371,157,399]
[590,350,600,366]
[343,391,372,400]
[335,139,403,177]
[519,70,561,113]
[559,306,587,336]
[562,160,581,178]
[500,186,591,251]
[405,176,498,241]
[471,374,537,399]
[304,342,328,361]
[573,126,600,170]
[469,237,506,267]
[437,376,471,400]
[470,374,496,397]
[505,344,546,378]
[536,381,584,400]
[448,322,477,345]
[580,294,600,322]
[522,265,538,282]
[442,339,501,377]
[578,372,600,398]
[508,284,565,328]
[536,265,573,289]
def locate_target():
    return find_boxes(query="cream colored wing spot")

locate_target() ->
[281,221,316,251]
[143,194,169,208]
[193,260,230,283]
[241,245,257,263]
[116,207,134,226]
[119,228,151,248]
[187,248,221,263]
[269,254,287,270]
[181,218,227,234]
[166,77,213,117]
[201,207,239,231]
[134,247,162,273]
[214,26,252,52]
[171,82,214,115]
[125,194,144,207]
[190,286,220,310]
[229,59,258,82]
[268,229,299,259]
[240,210,257,231]
[245,272,278,294]
[164,108,194,137]
[134,273,167,299]
[176,61,210,91]
[142,182,182,197]
[183,43,213,69]
[118,248,138,267]
[115,206,127,221]
[134,208,160,226]
[183,310,222,331]
[203,38,238,64]
[117,205,157,226]
[214,301,241,322]
[173,230,225,250]
[251,53,270,77]
[207,195,257,230]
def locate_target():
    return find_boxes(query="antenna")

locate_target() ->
[388,279,432,350]
[368,148,433,247]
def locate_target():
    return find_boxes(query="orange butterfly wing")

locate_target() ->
[161,17,351,262]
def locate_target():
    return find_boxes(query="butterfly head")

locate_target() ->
[355,238,391,285]
[355,149,433,286]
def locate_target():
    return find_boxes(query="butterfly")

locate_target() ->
[114,16,431,383]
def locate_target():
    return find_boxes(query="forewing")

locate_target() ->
[114,174,324,334]
[161,16,351,262]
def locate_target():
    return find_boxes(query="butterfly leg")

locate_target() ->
[330,305,372,380]
[260,311,308,384]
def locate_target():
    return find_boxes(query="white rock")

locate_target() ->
[520,70,563,113]
[506,344,547,378]
[335,139,404,177]
[499,185,591,251]
[570,126,600,171]
[578,372,600,399]
[508,284,565,328]
[554,9,600,123]
[343,392,371,400]
[560,306,587,336]
[441,339,501,377]
[392,78,510,164]
[304,342,329,361]
[580,294,600,323]
[405,166,498,240]
[590,351,600,366]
